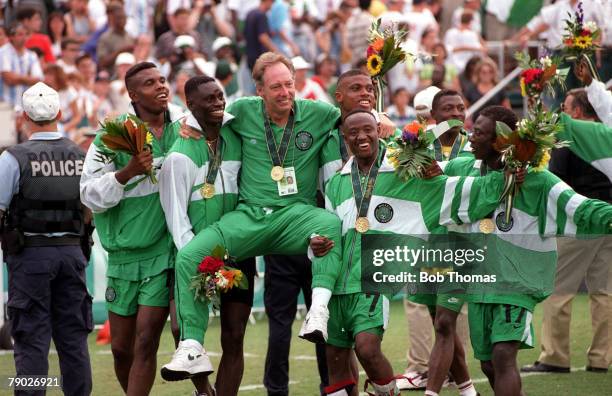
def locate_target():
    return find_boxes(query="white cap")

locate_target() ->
[291,56,311,70]
[22,82,60,122]
[413,86,441,114]
[174,35,196,49]
[115,52,135,66]
[212,36,232,53]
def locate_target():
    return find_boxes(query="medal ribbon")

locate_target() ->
[339,133,349,162]
[351,148,386,220]
[433,131,465,161]
[263,103,295,168]
[205,138,224,186]
[479,161,496,220]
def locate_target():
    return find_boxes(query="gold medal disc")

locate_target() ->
[479,218,495,234]
[271,166,285,181]
[355,217,370,233]
[200,183,215,199]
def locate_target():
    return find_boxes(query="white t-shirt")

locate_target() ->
[227,0,260,21]
[451,7,481,34]
[444,27,482,72]
[526,0,605,49]
[403,8,438,43]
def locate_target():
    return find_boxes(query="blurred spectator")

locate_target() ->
[170,35,214,78]
[451,0,482,34]
[0,26,7,47]
[0,23,43,107]
[75,53,96,94]
[57,38,80,74]
[133,34,155,64]
[314,11,350,67]
[386,87,416,126]
[124,0,153,38]
[458,55,481,95]
[16,7,55,63]
[48,12,68,58]
[170,68,192,111]
[403,0,439,44]
[195,0,234,57]
[227,0,260,41]
[166,0,193,29]
[444,10,485,72]
[44,63,81,134]
[289,0,319,63]
[419,27,438,55]
[65,0,96,43]
[311,54,339,101]
[292,55,332,103]
[89,70,113,128]
[346,0,374,67]
[156,8,203,61]
[244,0,277,70]
[96,2,135,72]
[109,52,134,114]
[269,0,301,58]
[439,0,464,33]
[88,0,108,30]
[464,57,510,121]
[215,60,242,104]
[419,42,460,91]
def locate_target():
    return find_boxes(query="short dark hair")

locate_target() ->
[567,88,599,121]
[479,105,518,132]
[15,7,40,22]
[174,7,190,17]
[337,69,370,91]
[75,53,92,66]
[61,38,80,51]
[7,22,25,36]
[343,108,376,123]
[124,62,157,90]
[184,75,216,99]
[431,89,462,112]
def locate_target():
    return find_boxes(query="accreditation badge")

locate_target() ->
[277,166,298,196]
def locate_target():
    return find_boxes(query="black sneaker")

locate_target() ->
[520,361,570,373]
[586,366,608,373]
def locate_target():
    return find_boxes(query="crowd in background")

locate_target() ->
[1,0,609,152]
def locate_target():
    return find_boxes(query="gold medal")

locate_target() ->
[200,183,215,199]
[271,166,285,181]
[355,217,370,233]
[479,218,495,234]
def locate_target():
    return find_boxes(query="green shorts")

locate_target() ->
[408,293,465,314]
[105,270,170,316]
[327,293,389,349]
[468,302,535,361]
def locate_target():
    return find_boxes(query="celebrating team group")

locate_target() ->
[77,50,612,396]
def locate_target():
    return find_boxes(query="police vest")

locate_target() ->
[6,137,85,235]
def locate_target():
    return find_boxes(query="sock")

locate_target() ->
[424,391,439,396]
[324,379,356,395]
[311,287,332,307]
[457,380,477,396]
[181,339,203,350]
[371,379,398,396]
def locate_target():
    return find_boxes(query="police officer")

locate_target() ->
[0,82,92,396]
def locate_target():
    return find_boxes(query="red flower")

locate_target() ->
[520,68,543,84]
[581,29,591,36]
[366,45,376,58]
[564,38,574,46]
[198,256,224,274]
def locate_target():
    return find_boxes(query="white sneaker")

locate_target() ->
[160,340,214,381]
[396,371,428,390]
[298,304,329,344]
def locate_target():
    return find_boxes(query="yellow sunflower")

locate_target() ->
[146,131,154,145]
[366,54,383,76]
[574,35,593,49]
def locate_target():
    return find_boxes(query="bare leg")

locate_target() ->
[216,301,251,395]
[108,311,136,392]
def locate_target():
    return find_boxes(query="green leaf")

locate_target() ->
[495,121,514,137]
[211,245,226,260]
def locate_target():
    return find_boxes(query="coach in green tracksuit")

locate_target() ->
[443,106,612,396]
[315,110,508,396]
[162,52,344,380]
[159,76,254,394]
[80,63,183,395]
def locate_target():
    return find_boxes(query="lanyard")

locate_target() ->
[350,148,386,219]
[433,132,464,161]
[205,138,224,186]
[263,103,295,168]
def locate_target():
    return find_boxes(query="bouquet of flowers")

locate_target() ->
[493,111,566,225]
[561,1,601,79]
[388,120,434,180]
[366,18,411,112]
[189,245,248,312]
[515,52,567,108]
[95,115,157,183]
